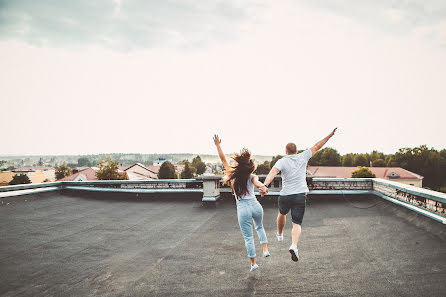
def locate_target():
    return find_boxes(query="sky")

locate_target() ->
[0,0,445,156]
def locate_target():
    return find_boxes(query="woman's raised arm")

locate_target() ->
[213,134,231,172]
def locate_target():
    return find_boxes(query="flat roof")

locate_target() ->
[1,192,445,296]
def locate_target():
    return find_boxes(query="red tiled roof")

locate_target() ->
[306,166,423,180]
[58,167,98,181]
[145,165,160,174]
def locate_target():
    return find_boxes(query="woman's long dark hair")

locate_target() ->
[223,148,257,199]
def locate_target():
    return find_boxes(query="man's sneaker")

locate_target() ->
[263,251,270,257]
[289,245,299,262]
[276,232,284,242]
[250,264,259,272]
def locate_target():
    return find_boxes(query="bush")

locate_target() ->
[255,161,271,175]
[9,174,31,185]
[55,165,72,180]
[158,161,177,179]
[96,158,128,180]
[351,167,376,178]
[192,156,206,175]
[180,162,196,179]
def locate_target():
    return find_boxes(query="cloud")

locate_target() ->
[298,0,446,46]
[0,0,263,50]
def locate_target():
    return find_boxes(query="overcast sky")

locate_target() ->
[1,0,445,156]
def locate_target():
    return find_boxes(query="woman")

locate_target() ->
[213,134,270,272]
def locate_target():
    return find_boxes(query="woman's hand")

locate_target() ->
[213,134,221,146]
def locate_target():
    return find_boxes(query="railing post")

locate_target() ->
[196,176,221,202]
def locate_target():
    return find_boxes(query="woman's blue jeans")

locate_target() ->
[236,199,268,258]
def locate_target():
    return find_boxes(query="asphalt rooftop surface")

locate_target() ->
[1,191,445,297]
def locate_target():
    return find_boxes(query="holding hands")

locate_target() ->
[259,185,268,197]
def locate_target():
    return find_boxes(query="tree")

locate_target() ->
[78,157,91,167]
[55,165,72,180]
[351,167,376,178]
[370,150,385,161]
[270,155,283,168]
[342,154,354,166]
[96,158,128,180]
[180,161,196,179]
[372,159,386,167]
[309,147,341,166]
[255,161,271,175]
[353,154,368,167]
[192,156,206,175]
[9,174,31,185]
[158,161,177,179]
[391,145,445,189]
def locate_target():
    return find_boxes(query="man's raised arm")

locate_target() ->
[311,128,337,155]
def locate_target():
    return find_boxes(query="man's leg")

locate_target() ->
[291,223,302,246]
[277,212,286,235]
[289,194,306,262]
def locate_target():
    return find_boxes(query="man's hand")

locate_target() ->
[311,128,338,155]
[213,134,221,146]
[259,186,269,197]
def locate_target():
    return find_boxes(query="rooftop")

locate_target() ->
[1,191,445,296]
[307,166,423,180]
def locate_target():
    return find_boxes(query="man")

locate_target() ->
[259,128,337,262]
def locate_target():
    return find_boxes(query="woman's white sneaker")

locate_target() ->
[250,264,259,272]
[263,251,270,257]
[276,233,284,241]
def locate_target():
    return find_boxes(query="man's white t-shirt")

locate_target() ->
[273,149,312,195]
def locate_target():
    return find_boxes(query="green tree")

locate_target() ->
[255,161,271,175]
[180,161,196,179]
[370,150,385,161]
[353,154,368,167]
[192,156,206,175]
[342,154,354,166]
[351,167,376,178]
[392,145,445,189]
[55,165,72,180]
[77,157,91,167]
[270,155,283,168]
[309,147,341,166]
[372,159,386,167]
[9,174,31,185]
[158,161,177,179]
[96,158,128,180]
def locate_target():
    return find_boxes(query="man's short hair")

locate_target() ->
[286,143,297,154]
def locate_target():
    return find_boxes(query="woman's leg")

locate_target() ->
[252,201,268,253]
[237,205,256,262]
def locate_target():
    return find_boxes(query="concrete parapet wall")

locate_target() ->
[373,178,446,217]
[310,178,373,191]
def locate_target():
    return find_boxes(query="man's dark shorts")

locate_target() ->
[278,193,307,225]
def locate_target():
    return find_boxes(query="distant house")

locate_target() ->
[145,164,184,178]
[58,163,159,181]
[306,166,423,187]
[58,167,99,181]
[0,172,15,186]
[153,158,172,166]
[11,166,56,183]
[123,163,157,180]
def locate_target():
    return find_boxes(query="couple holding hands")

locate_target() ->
[213,128,337,272]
